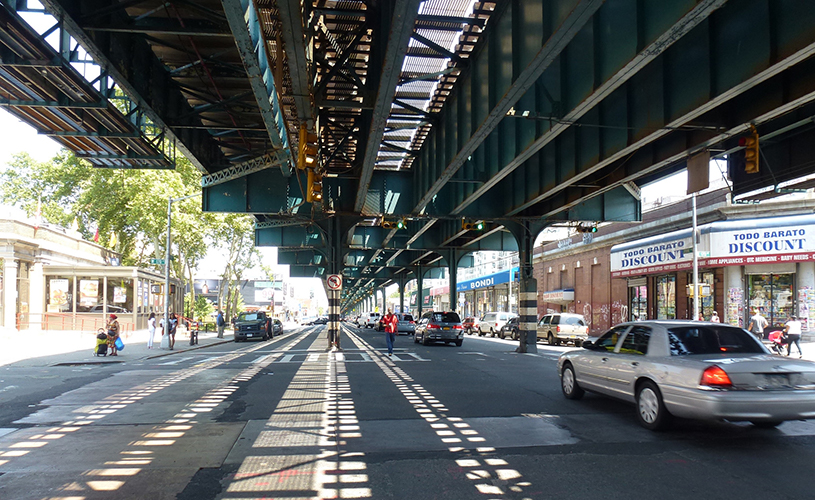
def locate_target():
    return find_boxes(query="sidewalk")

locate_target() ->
[0,327,236,368]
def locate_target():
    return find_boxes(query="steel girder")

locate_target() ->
[276,0,314,129]
[221,0,291,174]
[39,0,230,172]
[411,0,606,214]
[354,0,422,212]
[255,223,326,249]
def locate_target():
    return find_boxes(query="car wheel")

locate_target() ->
[513,330,519,341]
[636,380,671,431]
[548,333,556,345]
[490,328,495,338]
[422,334,430,346]
[413,333,419,344]
[751,420,782,429]
[561,363,584,400]
[455,339,462,347]
[262,334,268,341]
[574,340,583,347]
[478,328,484,337]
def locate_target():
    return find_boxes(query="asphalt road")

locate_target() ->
[2,323,815,500]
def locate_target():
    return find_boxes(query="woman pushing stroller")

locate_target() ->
[106,314,120,356]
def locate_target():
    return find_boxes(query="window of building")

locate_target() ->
[656,275,676,320]
[748,274,794,325]
[628,281,647,321]
[46,276,73,313]
[107,278,133,313]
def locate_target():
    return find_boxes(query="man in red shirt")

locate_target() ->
[384,308,398,357]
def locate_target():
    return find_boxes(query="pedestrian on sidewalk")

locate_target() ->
[169,313,178,350]
[147,312,156,349]
[748,308,768,341]
[216,309,225,338]
[785,315,803,358]
[106,314,120,356]
[711,310,720,323]
[384,308,398,357]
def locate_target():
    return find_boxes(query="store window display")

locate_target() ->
[657,275,676,319]
[748,274,793,326]
[629,284,647,321]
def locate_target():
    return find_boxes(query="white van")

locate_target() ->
[477,311,517,337]
[363,312,381,328]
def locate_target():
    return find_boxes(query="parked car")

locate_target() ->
[537,313,588,346]
[478,311,516,337]
[272,318,283,336]
[313,316,328,325]
[414,311,464,346]
[558,320,815,430]
[499,316,520,340]
[462,316,477,335]
[233,311,271,342]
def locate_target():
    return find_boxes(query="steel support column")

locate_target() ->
[448,249,458,313]
[506,221,546,353]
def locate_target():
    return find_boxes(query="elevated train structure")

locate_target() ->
[2,0,815,351]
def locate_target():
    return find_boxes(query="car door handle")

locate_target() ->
[631,362,639,367]
[601,357,609,362]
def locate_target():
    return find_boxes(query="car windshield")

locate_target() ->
[668,325,766,355]
[402,315,413,321]
[431,312,460,323]
[237,313,261,321]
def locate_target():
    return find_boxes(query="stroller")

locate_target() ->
[767,330,787,355]
[95,329,109,356]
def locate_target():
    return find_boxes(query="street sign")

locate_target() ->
[327,274,343,290]
[150,258,165,265]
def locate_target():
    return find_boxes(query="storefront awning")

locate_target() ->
[542,289,574,305]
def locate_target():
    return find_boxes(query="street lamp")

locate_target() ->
[162,192,201,349]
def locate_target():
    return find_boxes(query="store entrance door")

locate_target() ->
[748,274,794,326]
[628,279,647,321]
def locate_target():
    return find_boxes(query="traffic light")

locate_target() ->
[297,124,319,170]
[576,224,597,233]
[740,126,759,174]
[306,169,323,203]
[462,220,484,231]
[381,219,406,230]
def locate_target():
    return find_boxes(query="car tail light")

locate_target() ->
[410,320,415,324]
[453,324,463,329]
[556,326,562,333]
[429,323,440,329]
[700,365,732,388]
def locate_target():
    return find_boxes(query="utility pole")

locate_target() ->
[162,192,201,349]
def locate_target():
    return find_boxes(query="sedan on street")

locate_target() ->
[558,320,815,430]
[414,311,464,346]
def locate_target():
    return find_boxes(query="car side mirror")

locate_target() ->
[582,340,594,349]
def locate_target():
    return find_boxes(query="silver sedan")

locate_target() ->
[557,320,815,430]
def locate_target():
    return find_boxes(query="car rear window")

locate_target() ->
[431,312,460,323]
[562,316,584,326]
[668,326,765,355]
[403,315,413,321]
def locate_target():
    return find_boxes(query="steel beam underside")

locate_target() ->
[40,0,229,173]
[411,0,815,220]
[221,0,291,174]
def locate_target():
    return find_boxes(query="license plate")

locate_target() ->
[246,333,253,337]
[443,327,450,330]
[762,374,790,388]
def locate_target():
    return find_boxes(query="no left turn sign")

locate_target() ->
[327,274,343,290]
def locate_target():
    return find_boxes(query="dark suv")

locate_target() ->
[414,311,463,346]
[234,311,271,342]
[499,316,520,340]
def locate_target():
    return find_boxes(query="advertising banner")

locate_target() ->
[611,230,692,278]
[79,279,99,307]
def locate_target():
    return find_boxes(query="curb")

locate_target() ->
[145,338,235,360]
